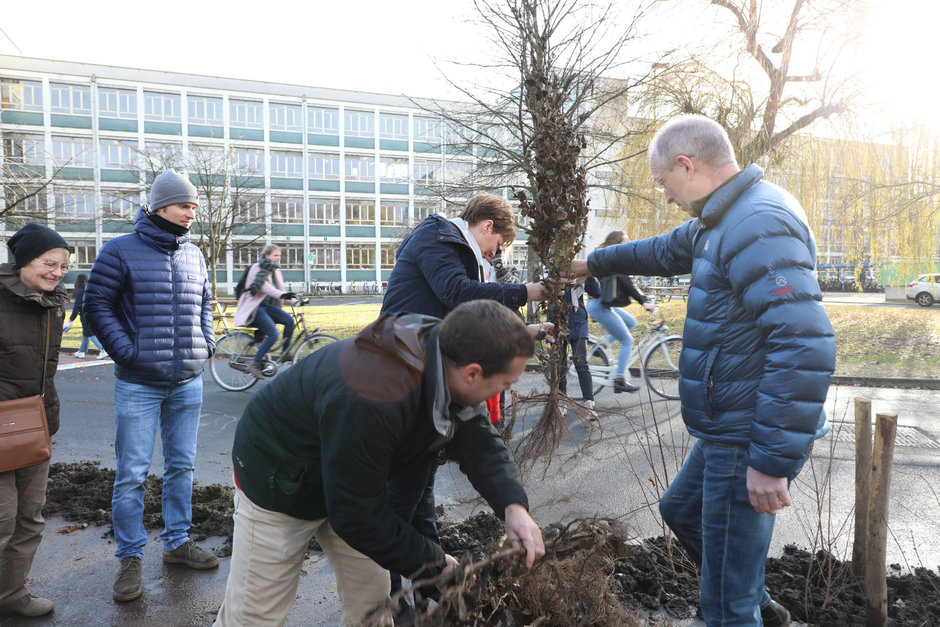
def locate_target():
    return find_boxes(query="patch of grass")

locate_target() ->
[62,299,939,380]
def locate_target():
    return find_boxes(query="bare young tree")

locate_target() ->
[418,0,658,468]
[1,131,72,224]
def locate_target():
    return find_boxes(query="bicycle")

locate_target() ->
[209,297,338,391]
[572,314,683,400]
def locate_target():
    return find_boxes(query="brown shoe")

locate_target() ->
[247,361,264,379]
[163,540,219,570]
[112,556,142,602]
[0,593,54,616]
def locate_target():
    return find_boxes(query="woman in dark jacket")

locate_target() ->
[0,223,71,618]
[64,273,107,359]
[585,231,657,393]
[552,277,601,417]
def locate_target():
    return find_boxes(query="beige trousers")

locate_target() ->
[214,488,392,626]
[0,460,49,606]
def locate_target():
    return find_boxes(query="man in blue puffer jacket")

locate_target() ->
[571,116,835,626]
[84,170,218,604]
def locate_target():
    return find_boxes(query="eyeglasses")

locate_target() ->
[37,259,72,273]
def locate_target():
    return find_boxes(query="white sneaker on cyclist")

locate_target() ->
[96,351,109,360]
[74,351,86,359]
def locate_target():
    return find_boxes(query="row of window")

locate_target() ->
[1,77,446,140]
[2,133,471,184]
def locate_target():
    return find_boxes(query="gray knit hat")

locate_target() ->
[149,170,198,210]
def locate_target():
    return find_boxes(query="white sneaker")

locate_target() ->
[584,399,599,421]
[96,351,109,360]
[74,351,86,359]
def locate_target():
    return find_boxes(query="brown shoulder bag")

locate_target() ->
[0,310,52,473]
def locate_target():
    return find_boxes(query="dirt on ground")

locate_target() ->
[44,462,940,625]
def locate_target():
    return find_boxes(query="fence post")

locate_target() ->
[865,412,898,627]
[853,397,872,579]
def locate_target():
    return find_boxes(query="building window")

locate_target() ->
[4,187,47,215]
[188,95,223,125]
[379,200,409,226]
[344,109,374,138]
[52,135,94,167]
[143,140,183,170]
[414,116,441,142]
[1,78,43,111]
[70,239,98,269]
[344,154,375,181]
[101,189,140,218]
[270,150,304,178]
[310,243,340,269]
[380,243,397,269]
[2,133,44,165]
[309,152,340,180]
[233,146,265,174]
[270,195,304,223]
[271,242,304,269]
[345,199,375,226]
[309,197,340,225]
[98,87,137,120]
[379,157,409,183]
[230,98,263,129]
[445,159,473,185]
[308,106,339,135]
[233,194,266,222]
[346,243,375,270]
[99,138,137,169]
[49,83,91,115]
[413,158,442,185]
[144,91,181,122]
[379,113,409,140]
[54,188,96,219]
[414,201,437,221]
[269,102,302,132]
[189,142,226,166]
[232,244,264,268]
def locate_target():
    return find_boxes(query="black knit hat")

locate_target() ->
[6,223,72,269]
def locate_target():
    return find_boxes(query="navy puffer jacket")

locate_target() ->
[381,214,528,318]
[588,165,835,479]
[84,208,215,385]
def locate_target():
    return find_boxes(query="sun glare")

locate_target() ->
[862,0,940,123]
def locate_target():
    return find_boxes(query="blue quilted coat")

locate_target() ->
[588,165,835,478]
[84,207,215,386]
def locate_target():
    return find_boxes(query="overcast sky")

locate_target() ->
[1,0,935,128]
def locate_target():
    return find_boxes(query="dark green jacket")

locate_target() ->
[232,312,528,578]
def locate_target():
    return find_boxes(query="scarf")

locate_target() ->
[248,257,278,296]
[148,211,190,237]
[449,217,490,282]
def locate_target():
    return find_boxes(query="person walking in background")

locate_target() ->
[233,244,297,379]
[63,273,107,360]
[84,169,218,604]
[570,115,835,626]
[585,231,657,393]
[551,276,601,419]
[214,301,545,627]
[0,224,71,617]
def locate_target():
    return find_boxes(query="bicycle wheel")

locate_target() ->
[210,331,258,392]
[643,336,682,400]
[292,333,338,365]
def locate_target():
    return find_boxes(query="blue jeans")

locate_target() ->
[659,439,794,625]
[559,336,593,401]
[78,334,103,353]
[252,305,295,363]
[387,453,440,605]
[112,377,203,559]
[585,301,636,378]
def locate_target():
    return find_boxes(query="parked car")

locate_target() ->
[906,273,940,307]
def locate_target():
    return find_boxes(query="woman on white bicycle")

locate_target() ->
[586,231,657,393]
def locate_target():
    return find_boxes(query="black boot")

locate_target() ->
[614,376,639,393]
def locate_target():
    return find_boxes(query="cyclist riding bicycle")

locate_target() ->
[234,244,298,379]
[586,230,657,393]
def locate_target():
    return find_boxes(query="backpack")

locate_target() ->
[234,264,252,298]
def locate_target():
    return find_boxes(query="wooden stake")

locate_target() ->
[853,397,872,580]
[865,412,898,627]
